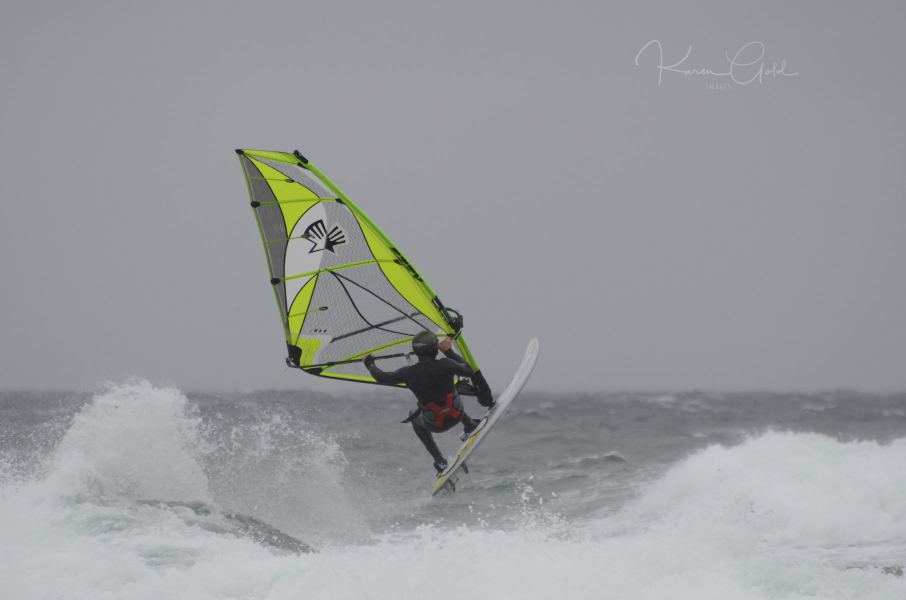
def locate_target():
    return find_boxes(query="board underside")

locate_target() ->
[432,338,540,495]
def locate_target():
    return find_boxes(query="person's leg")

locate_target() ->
[411,418,446,466]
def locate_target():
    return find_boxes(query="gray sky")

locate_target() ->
[2,1,904,393]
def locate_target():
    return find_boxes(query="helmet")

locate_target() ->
[412,331,439,357]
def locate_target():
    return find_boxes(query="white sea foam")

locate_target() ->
[1,383,905,599]
[43,380,212,503]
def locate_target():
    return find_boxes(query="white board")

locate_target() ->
[432,338,540,495]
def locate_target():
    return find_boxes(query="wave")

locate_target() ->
[611,431,906,558]
[2,383,906,599]
[138,500,315,554]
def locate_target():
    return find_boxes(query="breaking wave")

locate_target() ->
[1,382,905,599]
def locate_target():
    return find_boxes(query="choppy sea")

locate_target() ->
[2,380,906,599]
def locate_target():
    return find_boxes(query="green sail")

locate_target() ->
[235,148,489,395]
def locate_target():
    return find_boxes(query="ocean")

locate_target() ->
[1,380,905,599]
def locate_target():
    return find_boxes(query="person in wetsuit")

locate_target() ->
[363,331,482,473]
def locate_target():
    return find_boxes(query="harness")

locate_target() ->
[422,393,462,428]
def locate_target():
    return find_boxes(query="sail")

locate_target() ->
[235,148,489,394]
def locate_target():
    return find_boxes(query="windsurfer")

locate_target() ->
[364,332,482,473]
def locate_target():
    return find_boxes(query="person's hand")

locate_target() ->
[438,337,453,353]
[363,354,374,363]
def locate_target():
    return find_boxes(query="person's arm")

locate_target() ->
[437,338,474,377]
[363,355,407,385]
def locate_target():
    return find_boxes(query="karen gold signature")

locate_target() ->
[635,40,799,86]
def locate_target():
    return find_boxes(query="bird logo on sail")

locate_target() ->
[302,219,346,254]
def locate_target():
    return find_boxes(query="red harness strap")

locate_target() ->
[423,393,462,429]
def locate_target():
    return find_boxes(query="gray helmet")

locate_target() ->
[412,331,439,357]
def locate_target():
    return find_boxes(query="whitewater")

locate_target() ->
[1,382,905,600]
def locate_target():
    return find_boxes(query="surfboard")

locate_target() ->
[432,338,540,495]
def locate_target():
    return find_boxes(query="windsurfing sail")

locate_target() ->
[234,148,491,401]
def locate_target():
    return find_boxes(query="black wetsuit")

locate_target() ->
[364,349,479,466]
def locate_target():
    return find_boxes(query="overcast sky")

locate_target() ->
[1,1,904,393]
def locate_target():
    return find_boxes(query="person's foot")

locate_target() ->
[463,417,480,435]
[460,417,484,441]
[433,458,449,474]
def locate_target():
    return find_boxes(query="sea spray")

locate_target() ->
[40,380,211,504]
[198,397,368,546]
